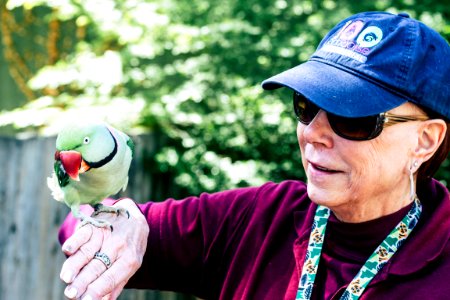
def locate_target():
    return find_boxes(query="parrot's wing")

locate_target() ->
[47,173,65,202]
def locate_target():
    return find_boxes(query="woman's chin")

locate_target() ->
[306,182,345,208]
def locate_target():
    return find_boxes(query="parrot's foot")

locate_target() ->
[92,203,130,219]
[78,215,114,231]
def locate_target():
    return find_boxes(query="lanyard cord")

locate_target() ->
[296,197,422,300]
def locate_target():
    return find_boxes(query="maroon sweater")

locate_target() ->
[59,179,450,299]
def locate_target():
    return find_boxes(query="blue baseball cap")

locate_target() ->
[262,11,450,119]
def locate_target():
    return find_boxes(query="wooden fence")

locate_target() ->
[0,134,194,300]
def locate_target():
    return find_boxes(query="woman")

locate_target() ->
[58,11,450,300]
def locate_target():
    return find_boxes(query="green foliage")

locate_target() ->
[1,0,450,196]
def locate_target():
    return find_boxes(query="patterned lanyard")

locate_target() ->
[296,197,422,300]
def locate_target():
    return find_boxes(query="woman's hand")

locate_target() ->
[60,199,149,300]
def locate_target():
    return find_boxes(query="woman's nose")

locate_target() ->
[301,110,334,147]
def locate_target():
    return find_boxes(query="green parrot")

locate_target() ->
[47,122,134,229]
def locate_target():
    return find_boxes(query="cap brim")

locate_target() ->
[262,60,408,117]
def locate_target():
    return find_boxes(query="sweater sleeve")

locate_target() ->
[58,181,311,299]
[58,186,262,298]
[126,186,261,298]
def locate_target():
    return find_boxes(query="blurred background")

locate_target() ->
[0,0,448,299]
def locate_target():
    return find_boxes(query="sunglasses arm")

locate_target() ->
[383,113,429,127]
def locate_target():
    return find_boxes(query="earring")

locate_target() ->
[409,161,419,201]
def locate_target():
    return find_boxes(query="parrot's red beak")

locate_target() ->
[56,150,83,181]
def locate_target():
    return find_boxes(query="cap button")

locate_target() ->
[398,12,410,18]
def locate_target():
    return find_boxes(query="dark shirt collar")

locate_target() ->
[325,203,413,263]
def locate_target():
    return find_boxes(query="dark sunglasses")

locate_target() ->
[293,92,429,141]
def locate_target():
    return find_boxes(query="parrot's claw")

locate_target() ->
[92,203,130,219]
[78,216,114,231]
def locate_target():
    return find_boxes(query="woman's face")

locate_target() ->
[297,102,424,221]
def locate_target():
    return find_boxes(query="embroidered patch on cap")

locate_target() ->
[320,20,384,63]
[339,20,364,40]
[356,26,383,47]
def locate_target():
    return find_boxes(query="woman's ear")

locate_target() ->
[415,120,447,162]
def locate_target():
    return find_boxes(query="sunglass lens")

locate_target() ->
[293,92,382,140]
[293,93,319,124]
[328,114,380,140]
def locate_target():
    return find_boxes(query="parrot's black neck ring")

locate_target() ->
[85,129,118,169]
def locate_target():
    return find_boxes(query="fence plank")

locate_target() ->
[0,135,196,300]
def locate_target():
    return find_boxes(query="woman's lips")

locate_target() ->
[309,161,342,174]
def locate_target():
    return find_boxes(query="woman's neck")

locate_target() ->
[330,189,414,223]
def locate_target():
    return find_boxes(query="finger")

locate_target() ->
[102,295,112,300]
[109,281,127,300]
[101,281,127,300]
[81,256,136,300]
[65,248,117,298]
[60,227,105,284]
[62,224,93,255]
[113,198,142,219]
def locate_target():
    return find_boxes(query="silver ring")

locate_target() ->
[93,252,112,268]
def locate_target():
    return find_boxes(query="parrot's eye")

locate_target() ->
[83,137,90,144]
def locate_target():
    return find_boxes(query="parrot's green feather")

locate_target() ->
[54,160,69,187]
[127,137,135,158]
